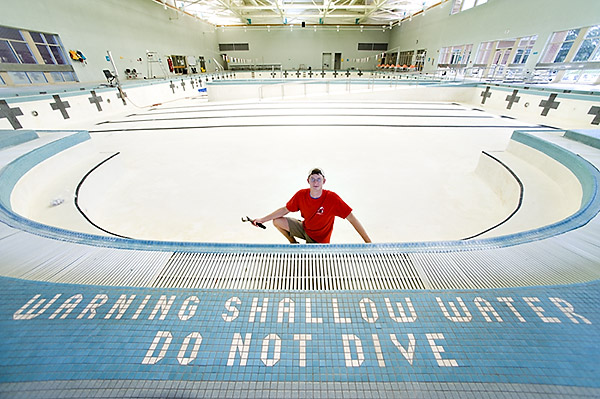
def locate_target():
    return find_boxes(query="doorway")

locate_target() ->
[334,53,342,70]
[322,53,332,70]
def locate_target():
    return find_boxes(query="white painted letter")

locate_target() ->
[549,297,591,324]
[77,294,108,319]
[372,334,386,367]
[523,297,560,323]
[332,298,351,324]
[13,294,61,320]
[359,298,379,323]
[178,296,199,321]
[294,334,312,367]
[436,297,472,322]
[342,334,364,367]
[149,295,176,321]
[277,298,295,323]
[105,295,137,320]
[222,297,241,322]
[385,297,417,323]
[497,297,526,322]
[305,298,323,323]
[142,331,173,365]
[132,295,152,320]
[474,297,503,322]
[249,298,268,323]
[49,294,83,319]
[426,333,458,367]
[227,333,252,366]
[261,334,282,366]
[177,332,203,365]
[390,333,416,365]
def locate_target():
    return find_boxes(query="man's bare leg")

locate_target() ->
[273,217,298,244]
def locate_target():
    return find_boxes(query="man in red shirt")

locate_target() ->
[254,168,371,244]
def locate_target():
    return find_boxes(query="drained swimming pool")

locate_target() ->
[7,99,582,244]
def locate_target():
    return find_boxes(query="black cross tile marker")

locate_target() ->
[480,86,492,104]
[0,100,24,129]
[539,93,560,116]
[88,91,103,112]
[50,95,70,119]
[505,89,520,109]
[588,106,600,125]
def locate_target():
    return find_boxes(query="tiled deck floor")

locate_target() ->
[1,276,598,398]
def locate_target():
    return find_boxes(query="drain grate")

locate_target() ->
[152,252,425,290]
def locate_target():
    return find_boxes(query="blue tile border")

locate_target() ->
[1,276,598,387]
[0,130,38,149]
[565,129,600,150]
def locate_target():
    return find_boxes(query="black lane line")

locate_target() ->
[90,124,539,133]
[461,151,524,241]
[74,152,133,239]
[146,102,465,111]
[139,106,471,116]
[99,114,494,125]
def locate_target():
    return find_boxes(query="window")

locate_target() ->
[0,40,19,63]
[219,43,249,51]
[451,0,488,14]
[513,36,537,64]
[0,26,36,64]
[30,31,67,65]
[0,24,77,86]
[574,25,600,62]
[474,41,494,65]
[460,0,476,11]
[358,43,388,51]
[438,44,472,66]
[540,29,580,63]
[27,71,47,84]
[397,50,414,65]
[7,71,31,84]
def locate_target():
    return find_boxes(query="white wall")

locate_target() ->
[0,0,221,83]
[388,0,600,73]
[3,0,600,82]
[216,27,391,70]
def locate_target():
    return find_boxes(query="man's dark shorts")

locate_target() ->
[286,217,317,243]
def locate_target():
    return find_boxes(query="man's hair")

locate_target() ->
[308,168,324,178]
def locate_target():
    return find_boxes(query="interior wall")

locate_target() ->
[0,0,221,83]
[216,27,391,70]
[388,0,600,73]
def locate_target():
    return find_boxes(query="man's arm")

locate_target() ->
[254,207,290,225]
[346,212,371,243]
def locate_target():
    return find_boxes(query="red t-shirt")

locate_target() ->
[286,189,352,243]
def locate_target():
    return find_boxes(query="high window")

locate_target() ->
[450,0,488,15]
[438,44,472,66]
[573,25,600,62]
[473,41,494,65]
[540,29,580,63]
[30,31,67,65]
[512,36,537,64]
[0,26,36,64]
[0,24,76,85]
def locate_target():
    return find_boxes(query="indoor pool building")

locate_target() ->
[1,0,600,397]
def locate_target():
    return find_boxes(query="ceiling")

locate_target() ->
[159,0,445,27]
